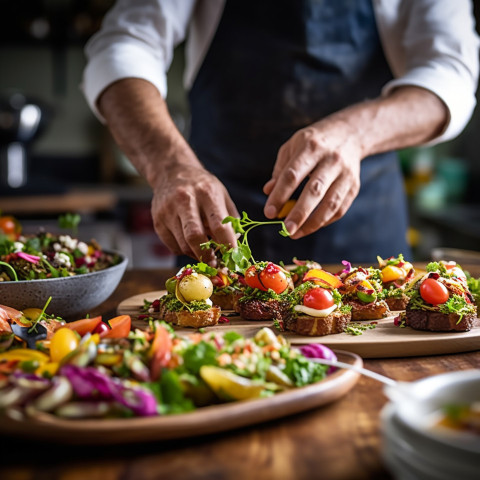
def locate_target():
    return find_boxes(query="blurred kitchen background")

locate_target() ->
[1,0,479,268]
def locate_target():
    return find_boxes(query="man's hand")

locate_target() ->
[263,118,362,239]
[151,163,239,262]
[97,78,238,262]
[263,86,448,238]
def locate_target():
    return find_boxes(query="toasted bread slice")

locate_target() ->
[385,293,410,311]
[211,291,243,311]
[283,309,351,336]
[346,299,390,321]
[405,306,477,332]
[238,298,289,321]
[159,306,221,328]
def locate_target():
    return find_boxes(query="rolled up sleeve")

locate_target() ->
[380,0,480,144]
[81,0,195,123]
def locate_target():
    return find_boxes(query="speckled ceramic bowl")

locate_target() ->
[0,251,128,319]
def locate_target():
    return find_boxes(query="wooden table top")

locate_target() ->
[1,265,479,480]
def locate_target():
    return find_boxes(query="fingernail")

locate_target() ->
[285,221,297,235]
[265,205,277,218]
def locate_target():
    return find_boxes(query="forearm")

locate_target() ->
[97,78,201,187]
[331,86,449,159]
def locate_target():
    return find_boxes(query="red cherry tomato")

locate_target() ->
[303,288,335,310]
[93,321,111,336]
[420,278,449,305]
[100,315,131,339]
[245,265,266,291]
[259,263,289,294]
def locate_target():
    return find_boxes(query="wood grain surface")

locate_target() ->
[1,265,479,480]
[118,289,480,359]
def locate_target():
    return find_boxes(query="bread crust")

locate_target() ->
[405,306,477,332]
[211,291,242,311]
[238,298,289,321]
[346,299,390,320]
[159,304,221,328]
[385,294,409,311]
[284,310,351,336]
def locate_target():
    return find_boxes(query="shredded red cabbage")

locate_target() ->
[60,364,158,416]
[299,344,337,373]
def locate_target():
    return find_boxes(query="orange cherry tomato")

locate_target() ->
[100,315,131,339]
[303,288,335,310]
[259,263,289,294]
[64,316,102,337]
[245,265,266,291]
[0,216,20,236]
[420,278,449,305]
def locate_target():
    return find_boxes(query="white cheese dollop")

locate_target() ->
[293,303,337,317]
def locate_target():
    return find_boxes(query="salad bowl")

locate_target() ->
[0,251,128,318]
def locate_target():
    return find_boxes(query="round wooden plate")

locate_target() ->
[118,291,480,359]
[1,350,362,445]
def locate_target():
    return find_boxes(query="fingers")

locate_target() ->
[263,130,319,219]
[282,153,344,235]
[289,177,360,239]
[152,175,239,263]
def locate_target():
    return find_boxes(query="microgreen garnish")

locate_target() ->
[201,211,290,274]
[28,296,52,333]
[344,322,377,336]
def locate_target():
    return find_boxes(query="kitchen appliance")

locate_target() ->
[0,92,50,193]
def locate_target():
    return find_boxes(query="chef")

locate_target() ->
[82,0,479,264]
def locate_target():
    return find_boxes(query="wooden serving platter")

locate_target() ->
[1,350,361,445]
[118,291,480,359]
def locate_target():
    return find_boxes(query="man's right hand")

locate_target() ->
[98,78,238,263]
[151,163,239,262]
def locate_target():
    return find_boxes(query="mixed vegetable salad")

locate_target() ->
[0,305,335,419]
[0,213,121,281]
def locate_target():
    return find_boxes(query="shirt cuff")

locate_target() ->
[81,42,168,124]
[382,67,477,146]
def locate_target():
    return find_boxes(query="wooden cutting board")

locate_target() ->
[117,291,480,359]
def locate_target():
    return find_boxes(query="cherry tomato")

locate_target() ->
[303,288,335,310]
[93,321,111,336]
[420,278,449,305]
[65,316,102,337]
[49,328,80,362]
[0,216,20,236]
[245,265,266,291]
[259,263,289,294]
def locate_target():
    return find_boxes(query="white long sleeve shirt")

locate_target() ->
[82,0,479,144]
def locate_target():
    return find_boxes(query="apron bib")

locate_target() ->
[187,0,411,264]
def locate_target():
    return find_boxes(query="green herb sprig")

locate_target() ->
[201,211,290,274]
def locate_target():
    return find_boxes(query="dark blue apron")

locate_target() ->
[186,0,411,265]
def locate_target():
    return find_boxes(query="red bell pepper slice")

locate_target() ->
[100,315,132,339]
[150,324,172,381]
[65,316,102,337]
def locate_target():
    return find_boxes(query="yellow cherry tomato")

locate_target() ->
[381,265,404,283]
[22,308,43,322]
[49,328,80,363]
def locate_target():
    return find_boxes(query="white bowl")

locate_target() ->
[0,251,128,319]
[381,370,480,480]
